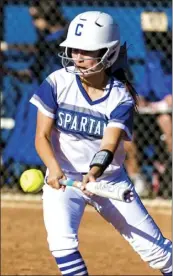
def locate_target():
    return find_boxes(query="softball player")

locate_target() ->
[30,11,172,276]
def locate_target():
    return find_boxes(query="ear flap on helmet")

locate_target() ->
[110,42,128,73]
[100,42,120,69]
[106,42,121,68]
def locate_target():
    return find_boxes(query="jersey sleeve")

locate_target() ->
[30,77,58,119]
[107,101,134,141]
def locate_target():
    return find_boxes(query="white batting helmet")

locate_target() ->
[59,11,121,75]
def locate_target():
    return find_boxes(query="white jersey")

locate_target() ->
[30,67,134,179]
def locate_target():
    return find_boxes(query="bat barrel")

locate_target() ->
[86,182,134,203]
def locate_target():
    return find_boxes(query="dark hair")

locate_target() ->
[100,46,138,110]
[109,68,138,110]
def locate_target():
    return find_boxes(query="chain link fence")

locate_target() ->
[1,0,172,198]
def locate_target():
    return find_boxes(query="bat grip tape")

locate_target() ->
[60,179,74,186]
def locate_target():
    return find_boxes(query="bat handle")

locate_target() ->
[59,179,82,189]
[59,179,74,186]
[74,181,83,189]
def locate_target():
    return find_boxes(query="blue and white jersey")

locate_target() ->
[30,67,134,179]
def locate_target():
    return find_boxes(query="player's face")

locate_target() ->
[71,49,103,76]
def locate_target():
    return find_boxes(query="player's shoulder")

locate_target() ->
[111,77,134,104]
[46,67,74,87]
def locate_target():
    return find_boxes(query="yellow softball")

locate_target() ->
[20,169,44,193]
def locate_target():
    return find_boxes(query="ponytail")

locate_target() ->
[112,68,138,110]
[104,42,138,110]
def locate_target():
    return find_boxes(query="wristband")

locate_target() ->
[89,150,113,177]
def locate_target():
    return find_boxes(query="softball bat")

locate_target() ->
[59,178,134,203]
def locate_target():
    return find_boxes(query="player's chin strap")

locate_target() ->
[89,150,114,177]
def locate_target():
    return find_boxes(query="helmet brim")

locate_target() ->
[60,40,119,51]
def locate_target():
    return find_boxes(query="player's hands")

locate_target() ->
[81,172,96,196]
[46,170,67,191]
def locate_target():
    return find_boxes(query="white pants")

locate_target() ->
[42,176,172,273]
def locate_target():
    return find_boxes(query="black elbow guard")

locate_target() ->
[89,150,114,176]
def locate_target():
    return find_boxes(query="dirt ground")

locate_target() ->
[1,201,172,276]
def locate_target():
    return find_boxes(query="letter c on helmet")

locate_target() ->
[75,24,84,36]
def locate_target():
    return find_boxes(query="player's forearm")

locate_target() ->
[35,136,61,172]
[100,127,124,153]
